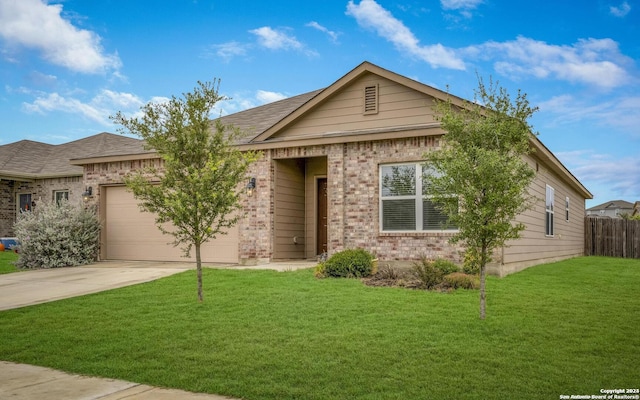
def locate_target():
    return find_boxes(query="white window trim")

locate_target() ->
[54,190,69,204]
[379,162,457,233]
[545,184,555,237]
[565,196,570,222]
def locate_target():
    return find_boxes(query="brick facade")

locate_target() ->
[0,177,83,237]
[83,135,464,266]
[238,135,464,264]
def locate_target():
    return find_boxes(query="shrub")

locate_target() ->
[443,272,480,289]
[462,250,480,275]
[14,200,100,269]
[322,249,374,278]
[411,258,444,289]
[314,262,326,278]
[411,257,462,289]
[433,258,459,275]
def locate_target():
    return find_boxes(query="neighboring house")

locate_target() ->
[585,200,634,218]
[71,62,592,276]
[633,202,640,217]
[0,132,144,237]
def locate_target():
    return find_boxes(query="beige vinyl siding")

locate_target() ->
[304,157,328,258]
[500,155,585,274]
[273,159,306,259]
[102,185,238,263]
[270,73,438,139]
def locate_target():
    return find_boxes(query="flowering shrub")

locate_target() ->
[14,200,100,269]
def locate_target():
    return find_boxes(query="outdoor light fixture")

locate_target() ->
[82,186,93,201]
[246,178,256,197]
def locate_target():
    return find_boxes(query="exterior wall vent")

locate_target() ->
[363,84,379,115]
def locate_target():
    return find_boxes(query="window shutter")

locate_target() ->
[363,84,378,115]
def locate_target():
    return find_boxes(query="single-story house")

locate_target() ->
[71,62,591,276]
[0,132,142,238]
[586,200,635,218]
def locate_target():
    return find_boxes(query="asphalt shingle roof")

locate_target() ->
[218,89,322,144]
[0,132,144,178]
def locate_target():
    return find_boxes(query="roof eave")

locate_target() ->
[70,151,160,165]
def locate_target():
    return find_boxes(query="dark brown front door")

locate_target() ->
[317,178,328,256]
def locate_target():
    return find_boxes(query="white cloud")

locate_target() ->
[214,90,289,116]
[207,41,249,61]
[610,1,631,17]
[555,150,640,200]
[466,36,633,89]
[249,26,318,57]
[22,89,146,125]
[256,90,287,104]
[441,0,483,10]
[306,21,340,43]
[346,0,465,70]
[0,0,121,74]
[539,94,640,135]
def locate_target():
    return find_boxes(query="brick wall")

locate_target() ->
[80,135,465,265]
[0,177,83,237]
[239,136,464,264]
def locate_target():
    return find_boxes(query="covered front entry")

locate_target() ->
[273,157,327,260]
[101,185,239,263]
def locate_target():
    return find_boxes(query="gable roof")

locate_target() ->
[68,61,591,200]
[0,132,144,180]
[586,200,635,212]
[249,61,466,144]
[218,89,323,144]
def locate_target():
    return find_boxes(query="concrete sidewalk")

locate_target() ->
[0,361,238,400]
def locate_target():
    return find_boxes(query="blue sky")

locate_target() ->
[0,0,638,207]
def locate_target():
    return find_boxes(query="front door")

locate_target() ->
[317,178,328,256]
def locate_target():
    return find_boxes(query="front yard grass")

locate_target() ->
[0,251,18,274]
[0,256,638,399]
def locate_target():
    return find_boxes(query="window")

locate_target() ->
[54,190,69,205]
[565,196,570,222]
[545,185,554,236]
[380,163,456,232]
[17,193,32,213]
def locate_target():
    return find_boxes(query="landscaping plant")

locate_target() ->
[13,200,100,269]
[316,248,375,278]
[112,80,257,302]
[425,77,537,319]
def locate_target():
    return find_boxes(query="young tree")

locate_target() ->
[111,80,257,302]
[424,78,537,319]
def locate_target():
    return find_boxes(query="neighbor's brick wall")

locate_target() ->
[0,177,83,237]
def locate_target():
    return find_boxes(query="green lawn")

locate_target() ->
[0,251,18,274]
[0,256,638,399]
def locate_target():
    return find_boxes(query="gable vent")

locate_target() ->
[363,84,379,115]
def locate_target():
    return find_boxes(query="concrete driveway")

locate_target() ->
[0,261,194,311]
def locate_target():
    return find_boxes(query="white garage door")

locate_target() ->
[104,186,238,263]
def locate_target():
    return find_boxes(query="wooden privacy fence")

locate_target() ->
[585,217,640,258]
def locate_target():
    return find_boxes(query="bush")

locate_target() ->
[321,249,375,278]
[433,258,459,275]
[411,257,461,289]
[443,272,480,289]
[462,250,480,275]
[411,258,444,289]
[14,200,100,269]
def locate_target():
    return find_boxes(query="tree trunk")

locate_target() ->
[479,244,487,320]
[479,262,486,320]
[196,243,203,303]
